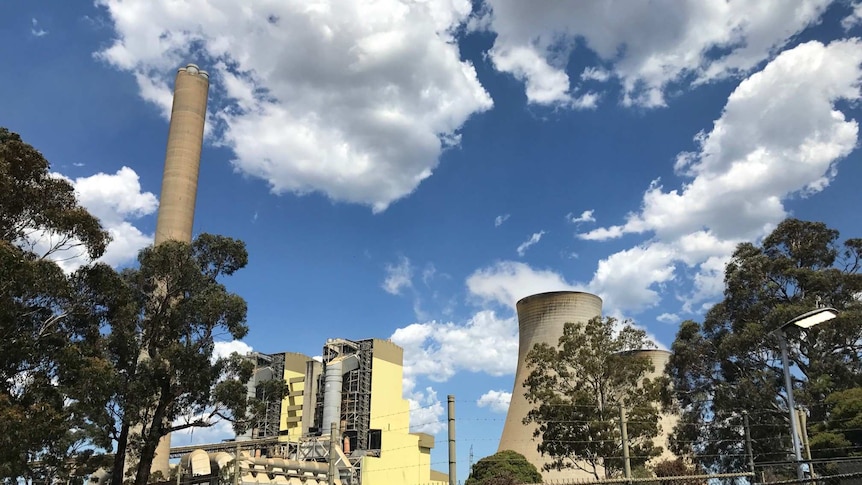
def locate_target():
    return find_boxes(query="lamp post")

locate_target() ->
[772,307,838,481]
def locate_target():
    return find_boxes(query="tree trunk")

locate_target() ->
[135,381,172,485]
[111,421,130,485]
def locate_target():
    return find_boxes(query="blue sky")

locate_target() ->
[3,0,862,479]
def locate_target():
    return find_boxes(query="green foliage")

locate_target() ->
[0,128,110,480]
[665,219,862,471]
[465,450,543,485]
[66,235,266,485]
[0,127,108,259]
[522,316,663,480]
[809,387,862,457]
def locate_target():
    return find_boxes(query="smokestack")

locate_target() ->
[150,63,210,477]
[154,63,209,245]
[498,291,602,482]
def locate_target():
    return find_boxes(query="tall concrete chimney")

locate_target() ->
[150,63,210,477]
[498,291,602,482]
[154,63,209,245]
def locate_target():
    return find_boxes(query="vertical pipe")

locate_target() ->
[448,395,456,485]
[619,405,631,482]
[329,422,338,485]
[743,411,755,478]
[778,331,805,481]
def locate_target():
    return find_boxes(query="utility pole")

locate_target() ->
[233,439,240,485]
[448,395,457,485]
[743,411,755,479]
[619,405,632,483]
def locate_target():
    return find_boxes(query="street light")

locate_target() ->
[772,307,839,481]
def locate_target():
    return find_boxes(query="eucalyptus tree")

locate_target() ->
[666,219,862,471]
[523,316,663,480]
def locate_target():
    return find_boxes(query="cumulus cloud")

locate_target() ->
[96,0,493,212]
[382,256,413,295]
[843,1,862,29]
[391,310,518,386]
[406,387,446,434]
[516,230,545,256]
[479,0,830,107]
[477,390,511,413]
[30,167,158,272]
[494,214,510,227]
[578,39,862,313]
[467,261,581,309]
[213,340,253,360]
[566,210,595,224]
[657,313,680,324]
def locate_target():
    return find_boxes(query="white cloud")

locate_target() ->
[466,261,581,309]
[480,0,831,107]
[589,243,677,313]
[213,340,253,360]
[31,18,48,37]
[27,167,157,272]
[657,313,680,324]
[382,256,413,295]
[578,39,862,313]
[477,390,511,413]
[171,415,234,447]
[516,230,545,256]
[406,387,445,434]
[580,67,610,82]
[494,214,510,227]
[391,310,518,385]
[566,210,595,224]
[843,1,862,29]
[96,0,493,212]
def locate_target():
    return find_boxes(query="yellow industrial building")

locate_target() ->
[172,338,447,485]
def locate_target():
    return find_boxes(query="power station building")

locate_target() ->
[498,291,676,482]
[168,338,448,485]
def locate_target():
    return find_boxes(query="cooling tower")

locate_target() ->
[150,63,210,477]
[153,63,209,245]
[626,349,677,463]
[498,291,603,481]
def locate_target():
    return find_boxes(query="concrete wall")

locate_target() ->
[281,353,312,441]
[361,340,447,485]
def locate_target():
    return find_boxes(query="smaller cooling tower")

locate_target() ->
[498,291,603,480]
[626,349,677,462]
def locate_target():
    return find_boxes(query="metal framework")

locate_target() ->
[315,339,374,451]
[249,352,285,439]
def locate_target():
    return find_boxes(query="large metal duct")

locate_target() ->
[149,63,210,477]
[322,354,359,435]
[497,291,603,481]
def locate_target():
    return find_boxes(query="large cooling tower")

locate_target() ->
[153,64,209,245]
[498,291,603,480]
[150,63,210,477]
